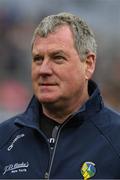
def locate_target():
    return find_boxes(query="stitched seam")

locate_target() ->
[90,118,120,160]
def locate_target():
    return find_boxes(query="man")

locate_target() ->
[0,12,120,179]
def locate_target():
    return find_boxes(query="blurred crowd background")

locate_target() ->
[0,0,120,122]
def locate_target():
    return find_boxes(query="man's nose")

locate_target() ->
[39,59,52,75]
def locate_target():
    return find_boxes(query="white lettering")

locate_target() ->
[3,162,29,175]
[7,134,25,151]
[49,138,55,144]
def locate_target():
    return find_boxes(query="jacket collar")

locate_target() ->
[82,80,104,114]
[15,80,104,129]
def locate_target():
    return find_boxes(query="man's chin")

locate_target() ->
[37,97,58,104]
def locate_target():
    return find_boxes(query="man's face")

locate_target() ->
[32,25,95,107]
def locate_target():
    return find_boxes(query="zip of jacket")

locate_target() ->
[44,114,75,179]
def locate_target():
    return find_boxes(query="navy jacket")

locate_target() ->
[0,80,120,179]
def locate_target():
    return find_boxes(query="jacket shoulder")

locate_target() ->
[94,106,120,126]
[103,106,120,126]
[105,106,120,118]
[0,115,22,149]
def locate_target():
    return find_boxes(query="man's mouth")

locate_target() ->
[39,83,57,86]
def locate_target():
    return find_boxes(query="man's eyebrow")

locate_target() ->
[32,52,38,56]
[32,52,43,57]
[50,50,65,55]
[32,50,66,57]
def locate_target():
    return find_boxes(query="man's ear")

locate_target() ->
[85,52,96,80]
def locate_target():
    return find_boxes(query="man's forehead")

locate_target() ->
[32,27,74,54]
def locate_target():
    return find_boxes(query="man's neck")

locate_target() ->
[42,105,73,124]
[42,93,89,124]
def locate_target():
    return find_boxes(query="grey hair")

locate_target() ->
[31,12,97,61]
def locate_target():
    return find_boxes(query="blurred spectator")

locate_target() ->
[0,79,30,111]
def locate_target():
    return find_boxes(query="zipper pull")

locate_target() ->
[44,172,49,179]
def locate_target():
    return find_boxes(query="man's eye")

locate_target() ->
[33,56,43,62]
[55,55,63,59]
[54,56,65,63]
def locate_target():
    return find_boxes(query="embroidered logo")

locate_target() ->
[3,162,29,175]
[81,161,96,179]
[7,134,25,151]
